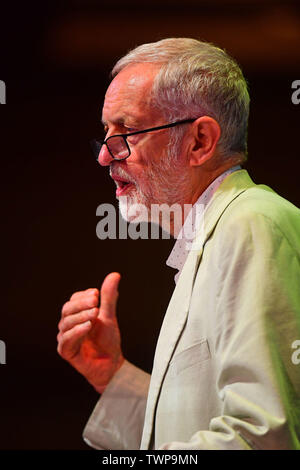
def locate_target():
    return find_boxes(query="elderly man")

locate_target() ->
[57,38,300,450]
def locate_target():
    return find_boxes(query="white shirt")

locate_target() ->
[166,166,241,283]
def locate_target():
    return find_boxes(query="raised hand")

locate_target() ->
[57,272,124,393]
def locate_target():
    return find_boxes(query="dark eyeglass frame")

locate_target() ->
[91,118,197,161]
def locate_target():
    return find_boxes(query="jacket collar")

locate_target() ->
[166,165,242,282]
[140,169,258,449]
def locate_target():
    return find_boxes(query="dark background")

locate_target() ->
[0,0,299,449]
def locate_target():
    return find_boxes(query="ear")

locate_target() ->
[188,116,221,167]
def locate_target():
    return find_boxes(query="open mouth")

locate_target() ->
[112,176,134,197]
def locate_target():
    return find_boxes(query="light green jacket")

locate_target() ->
[83,169,300,450]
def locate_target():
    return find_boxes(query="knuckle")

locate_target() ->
[87,288,98,294]
[88,294,99,307]
[63,316,72,330]
[70,293,78,301]
[61,301,70,316]
[59,316,69,331]
[60,311,89,332]
[57,341,63,356]
[57,336,69,357]
[79,309,92,322]
[88,296,96,307]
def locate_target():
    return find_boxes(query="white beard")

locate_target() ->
[112,145,193,233]
[118,193,149,224]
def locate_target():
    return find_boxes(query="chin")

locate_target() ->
[118,195,150,224]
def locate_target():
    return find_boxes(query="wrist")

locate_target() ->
[93,355,125,394]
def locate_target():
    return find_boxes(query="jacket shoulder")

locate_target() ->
[219,183,300,250]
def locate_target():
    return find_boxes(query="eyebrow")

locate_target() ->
[101,117,122,126]
[101,115,140,128]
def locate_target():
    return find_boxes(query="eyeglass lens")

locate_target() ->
[107,136,129,160]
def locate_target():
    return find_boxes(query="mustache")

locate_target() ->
[109,164,136,185]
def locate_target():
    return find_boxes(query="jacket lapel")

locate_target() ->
[140,170,257,449]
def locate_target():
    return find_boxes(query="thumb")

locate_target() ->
[99,272,121,319]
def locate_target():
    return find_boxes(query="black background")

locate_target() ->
[0,0,299,449]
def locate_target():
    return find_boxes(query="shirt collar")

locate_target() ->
[166,165,241,283]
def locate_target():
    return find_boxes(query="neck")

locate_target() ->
[166,159,242,237]
[189,158,242,206]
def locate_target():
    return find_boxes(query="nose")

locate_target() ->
[98,143,114,166]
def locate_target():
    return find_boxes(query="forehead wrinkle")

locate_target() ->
[104,86,150,115]
[102,92,143,126]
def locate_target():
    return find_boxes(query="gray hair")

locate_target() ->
[111,38,250,160]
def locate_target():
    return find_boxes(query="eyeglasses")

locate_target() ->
[90,118,197,161]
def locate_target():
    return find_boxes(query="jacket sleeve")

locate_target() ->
[83,360,150,450]
[159,212,300,450]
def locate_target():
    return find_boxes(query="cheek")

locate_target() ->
[126,147,149,176]
[140,135,167,164]
[127,138,167,186]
